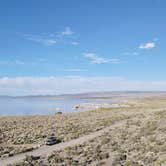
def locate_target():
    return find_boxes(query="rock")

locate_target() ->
[1,153,9,158]
[9,150,14,156]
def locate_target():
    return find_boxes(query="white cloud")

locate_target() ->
[0,76,166,96]
[139,42,155,49]
[83,53,120,64]
[60,27,74,36]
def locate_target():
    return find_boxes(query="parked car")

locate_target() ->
[46,135,61,146]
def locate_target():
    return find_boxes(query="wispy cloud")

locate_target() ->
[25,35,57,46]
[83,53,110,64]
[83,53,121,64]
[57,27,78,45]
[123,52,139,56]
[139,42,156,49]
[23,26,77,46]
[58,26,74,36]
[0,60,26,65]
[153,38,159,42]
[71,41,79,45]
[1,76,166,96]
[109,59,122,64]
[0,59,39,66]
[56,68,87,72]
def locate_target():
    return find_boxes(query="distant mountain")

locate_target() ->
[0,91,165,99]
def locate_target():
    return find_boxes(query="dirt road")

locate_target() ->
[0,120,126,166]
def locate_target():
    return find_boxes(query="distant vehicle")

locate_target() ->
[55,111,63,115]
[46,135,61,146]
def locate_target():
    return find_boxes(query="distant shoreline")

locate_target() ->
[1,91,166,117]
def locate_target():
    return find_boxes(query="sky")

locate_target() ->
[0,0,166,95]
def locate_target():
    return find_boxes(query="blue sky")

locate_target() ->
[0,0,166,95]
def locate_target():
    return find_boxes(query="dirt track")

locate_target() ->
[0,119,127,166]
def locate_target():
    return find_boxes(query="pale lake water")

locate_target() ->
[0,97,109,116]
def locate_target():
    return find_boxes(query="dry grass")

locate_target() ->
[0,106,134,158]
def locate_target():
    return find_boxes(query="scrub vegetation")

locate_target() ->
[0,93,166,166]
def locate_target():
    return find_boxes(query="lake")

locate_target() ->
[0,97,107,116]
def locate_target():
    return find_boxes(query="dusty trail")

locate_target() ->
[0,119,127,166]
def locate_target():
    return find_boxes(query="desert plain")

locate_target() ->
[0,92,166,166]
